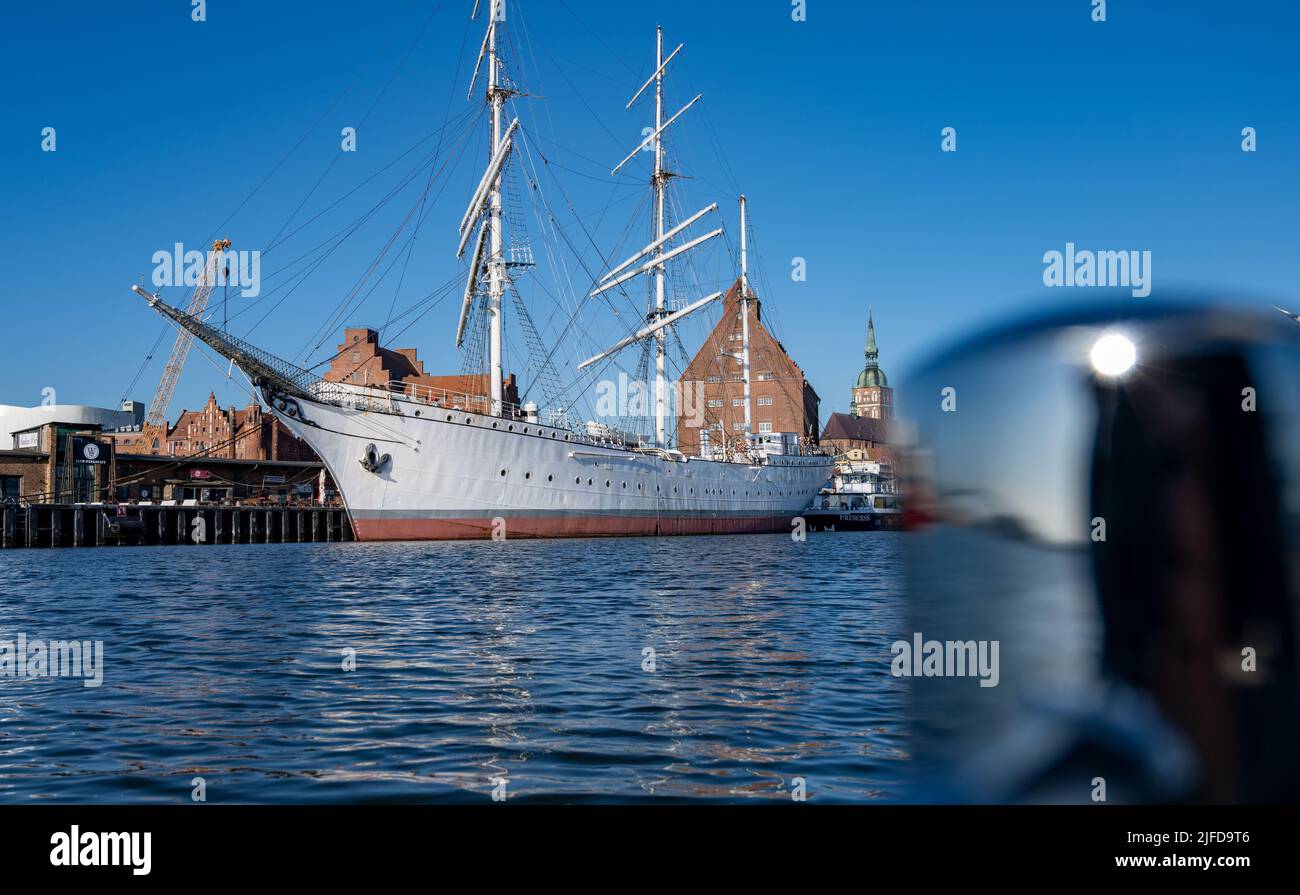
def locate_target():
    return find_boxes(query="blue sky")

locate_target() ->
[1,0,1296,425]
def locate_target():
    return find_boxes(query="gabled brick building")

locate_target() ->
[324,327,519,412]
[675,279,820,457]
[108,393,316,462]
[820,412,896,464]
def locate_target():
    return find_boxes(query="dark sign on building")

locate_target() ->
[72,438,110,465]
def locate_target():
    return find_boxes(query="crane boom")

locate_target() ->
[141,238,231,448]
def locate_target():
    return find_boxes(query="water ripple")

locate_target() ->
[0,533,906,803]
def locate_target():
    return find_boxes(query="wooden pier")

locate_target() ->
[0,505,352,549]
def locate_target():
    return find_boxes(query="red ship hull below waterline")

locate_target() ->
[350,513,805,541]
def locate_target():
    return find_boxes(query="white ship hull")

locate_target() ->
[272,388,833,541]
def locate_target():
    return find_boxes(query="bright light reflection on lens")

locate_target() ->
[1090,333,1137,377]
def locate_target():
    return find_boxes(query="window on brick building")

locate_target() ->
[759,422,773,433]
[757,396,773,406]
[707,399,723,408]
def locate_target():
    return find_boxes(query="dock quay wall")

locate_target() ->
[0,505,352,549]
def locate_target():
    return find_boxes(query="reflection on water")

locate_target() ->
[0,533,905,803]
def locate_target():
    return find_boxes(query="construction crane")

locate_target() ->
[141,238,232,451]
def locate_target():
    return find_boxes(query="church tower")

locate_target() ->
[851,309,893,420]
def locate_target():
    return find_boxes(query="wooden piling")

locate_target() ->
[0,504,352,549]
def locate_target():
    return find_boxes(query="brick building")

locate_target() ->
[676,279,820,457]
[0,418,333,506]
[1,422,112,504]
[820,412,896,464]
[107,393,316,462]
[0,448,52,504]
[324,327,519,413]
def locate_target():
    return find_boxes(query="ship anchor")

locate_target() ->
[360,443,391,474]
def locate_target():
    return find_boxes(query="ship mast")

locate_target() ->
[739,195,752,441]
[457,0,519,417]
[582,27,722,450]
[487,5,505,416]
[651,26,668,448]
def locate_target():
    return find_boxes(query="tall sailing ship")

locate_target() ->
[131,1,832,540]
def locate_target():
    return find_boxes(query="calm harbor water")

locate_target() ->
[0,533,906,803]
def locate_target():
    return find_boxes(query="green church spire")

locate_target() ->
[865,307,879,362]
[854,308,887,390]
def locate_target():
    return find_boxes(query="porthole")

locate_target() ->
[576,477,582,485]
[508,424,515,432]
[622,482,627,489]
[588,478,593,486]
[446,414,454,422]
[605,480,611,488]
[525,472,532,480]
[493,422,499,429]
[500,469,508,477]
[547,474,554,482]
[465,417,474,424]
[523,427,530,435]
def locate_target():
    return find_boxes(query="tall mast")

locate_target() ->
[588,29,721,443]
[651,26,668,447]
[458,0,517,415]
[739,195,752,440]
[486,1,506,416]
